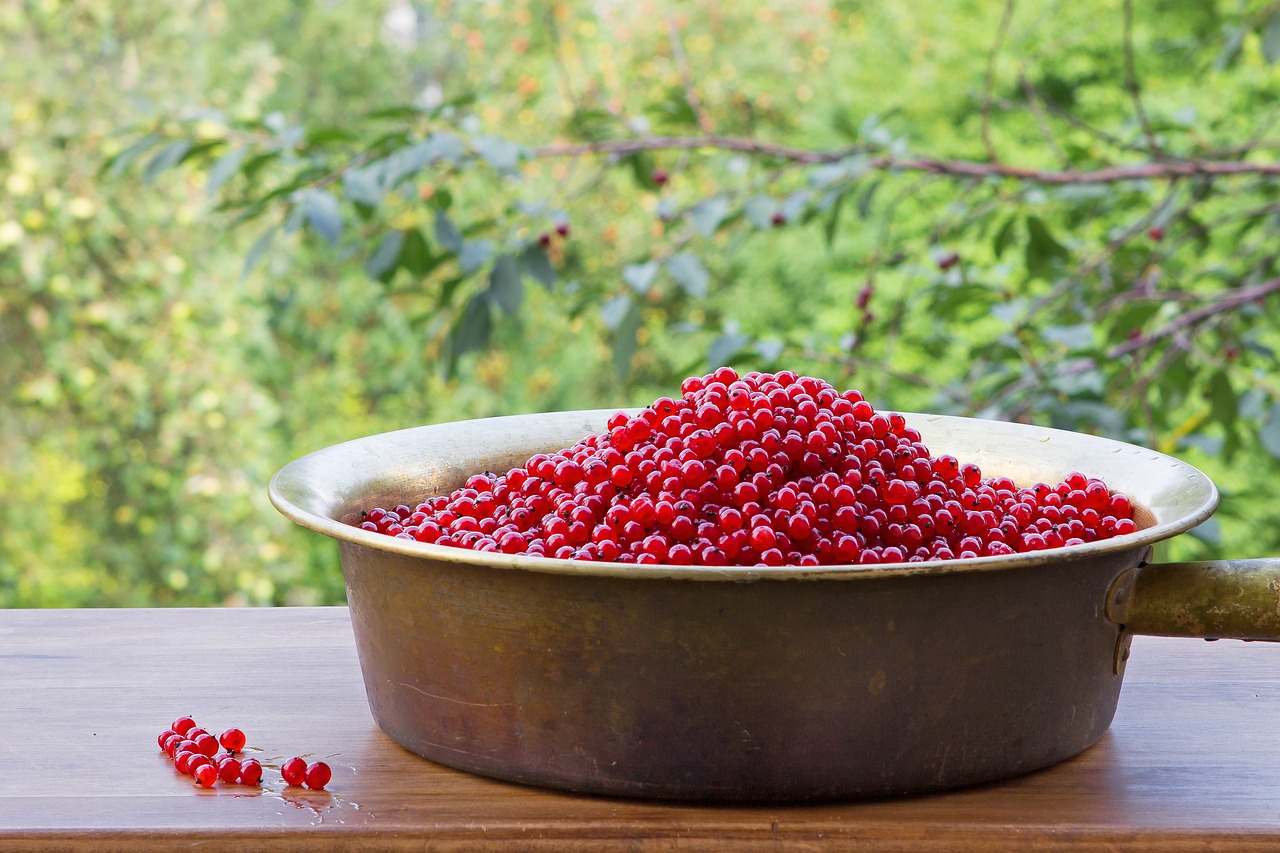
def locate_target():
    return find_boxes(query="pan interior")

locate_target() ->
[269,409,1218,581]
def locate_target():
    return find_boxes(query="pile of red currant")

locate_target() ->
[158,716,330,790]
[356,369,1137,566]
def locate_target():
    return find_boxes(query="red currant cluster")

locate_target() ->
[158,716,330,790]
[159,717,261,788]
[358,369,1137,567]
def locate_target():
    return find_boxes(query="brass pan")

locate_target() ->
[270,410,1280,800]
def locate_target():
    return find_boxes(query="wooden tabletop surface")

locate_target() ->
[2,606,1279,852]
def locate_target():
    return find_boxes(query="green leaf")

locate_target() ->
[1025,216,1068,278]
[283,203,306,235]
[611,302,644,381]
[1041,323,1095,351]
[830,105,861,141]
[1215,25,1246,72]
[1189,516,1221,546]
[1264,13,1280,64]
[472,136,523,175]
[1208,371,1237,427]
[809,154,869,189]
[856,179,882,219]
[364,230,405,281]
[452,293,493,359]
[689,197,731,236]
[362,104,430,121]
[519,244,556,289]
[240,149,281,181]
[667,252,709,298]
[418,132,465,166]
[487,254,523,315]
[304,126,358,147]
[780,189,811,222]
[303,189,342,244]
[1180,433,1225,456]
[990,298,1028,324]
[744,195,779,229]
[242,225,277,277]
[708,333,752,369]
[142,140,192,185]
[458,240,493,274]
[928,282,999,320]
[342,166,384,207]
[624,151,659,190]
[823,191,846,249]
[398,228,437,277]
[1051,368,1105,397]
[600,293,632,330]
[434,210,464,253]
[1104,300,1162,345]
[992,215,1017,259]
[567,107,617,142]
[103,133,161,177]
[205,146,246,199]
[1261,402,1280,458]
[623,261,660,294]
[656,85,700,130]
[755,339,785,361]
[1051,400,1123,433]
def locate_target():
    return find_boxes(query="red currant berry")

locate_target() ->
[193,733,219,757]
[174,751,197,774]
[158,730,177,750]
[172,717,197,737]
[218,757,242,784]
[219,728,246,754]
[186,754,213,777]
[281,757,308,787]
[304,761,333,790]
[193,763,218,788]
[239,759,264,786]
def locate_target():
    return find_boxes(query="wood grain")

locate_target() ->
[1,607,1278,851]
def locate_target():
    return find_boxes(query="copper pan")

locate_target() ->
[270,410,1280,801]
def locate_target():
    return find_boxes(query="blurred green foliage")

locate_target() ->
[5,0,1280,606]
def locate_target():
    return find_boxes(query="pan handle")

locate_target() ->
[1112,559,1280,641]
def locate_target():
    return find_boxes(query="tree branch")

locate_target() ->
[1122,0,1162,155]
[981,0,1016,163]
[667,14,715,135]
[1108,276,1280,358]
[532,136,1280,182]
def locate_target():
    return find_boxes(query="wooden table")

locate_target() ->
[2,607,1278,851]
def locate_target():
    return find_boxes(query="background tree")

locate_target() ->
[5,0,1280,606]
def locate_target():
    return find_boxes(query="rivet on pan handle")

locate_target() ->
[1108,559,1280,642]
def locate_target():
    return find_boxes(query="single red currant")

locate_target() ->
[186,754,214,777]
[281,756,308,787]
[304,761,332,790]
[193,733,219,757]
[193,763,218,788]
[218,757,242,784]
[219,728,247,754]
[238,758,264,786]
